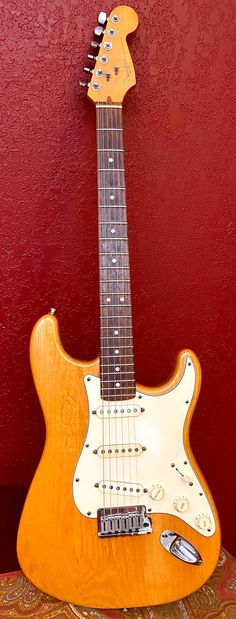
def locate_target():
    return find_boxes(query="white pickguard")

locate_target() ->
[73,355,215,536]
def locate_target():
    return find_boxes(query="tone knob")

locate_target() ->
[148,484,165,501]
[173,496,190,512]
[195,513,212,530]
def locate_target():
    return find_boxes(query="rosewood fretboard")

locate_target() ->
[96,104,135,401]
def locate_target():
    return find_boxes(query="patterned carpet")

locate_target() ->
[0,548,236,618]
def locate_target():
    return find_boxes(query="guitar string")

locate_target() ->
[112,105,120,515]
[98,105,138,519]
[98,103,106,519]
[107,103,113,517]
[119,106,126,509]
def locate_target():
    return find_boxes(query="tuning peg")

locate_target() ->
[79,80,89,87]
[98,11,107,25]
[94,25,104,37]
[87,54,97,61]
[91,41,101,48]
[84,67,93,74]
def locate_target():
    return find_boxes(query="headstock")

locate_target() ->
[80,6,138,104]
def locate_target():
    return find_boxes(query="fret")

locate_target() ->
[100,252,129,255]
[100,326,132,329]
[102,354,134,358]
[100,281,130,284]
[101,338,132,341]
[101,372,135,376]
[98,168,125,172]
[98,204,126,211]
[101,364,134,368]
[101,379,135,383]
[97,148,124,152]
[101,345,133,349]
[101,317,132,320]
[97,128,122,131]
[96,104,122,109]
[100,238,127,240]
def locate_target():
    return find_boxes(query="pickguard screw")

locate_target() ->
[142,446,147,451]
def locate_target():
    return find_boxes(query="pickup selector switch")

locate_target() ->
[173,496,190,512]
[148,484,165,501]
[195,513,212,530]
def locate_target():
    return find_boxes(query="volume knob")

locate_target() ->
[195,513,212,530]
[173,496,190,512]
[148,484,165,501]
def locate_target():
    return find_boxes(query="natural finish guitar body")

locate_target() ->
[17,314,221,608]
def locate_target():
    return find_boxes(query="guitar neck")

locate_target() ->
[96,103,135,401]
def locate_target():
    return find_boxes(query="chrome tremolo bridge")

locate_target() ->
[97,505,152,537]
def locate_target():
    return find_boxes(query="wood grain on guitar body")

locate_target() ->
[17,5,221,609]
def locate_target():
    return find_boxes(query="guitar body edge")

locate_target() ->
[17,314,221,608]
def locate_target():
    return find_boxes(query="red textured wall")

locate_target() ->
[0,0,235,568]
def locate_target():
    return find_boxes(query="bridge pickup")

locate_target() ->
[97,505,152,537]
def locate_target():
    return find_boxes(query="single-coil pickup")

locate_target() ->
[97,480,144,496]
[96,403,141,418]
[96,443,143,458]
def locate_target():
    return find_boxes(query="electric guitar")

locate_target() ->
[17,5,221,608]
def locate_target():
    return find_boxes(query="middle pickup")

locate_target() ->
[95,443,143,457]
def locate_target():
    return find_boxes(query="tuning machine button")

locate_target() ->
[94,25,104,37]
[195,513,212,530]
[87,54,97,61]
[98,11,107,25]
[84,67,93,74]
[79,81,89,88]
[173,496,190,512]
[148,484,165,501]
[91,41,101,48]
